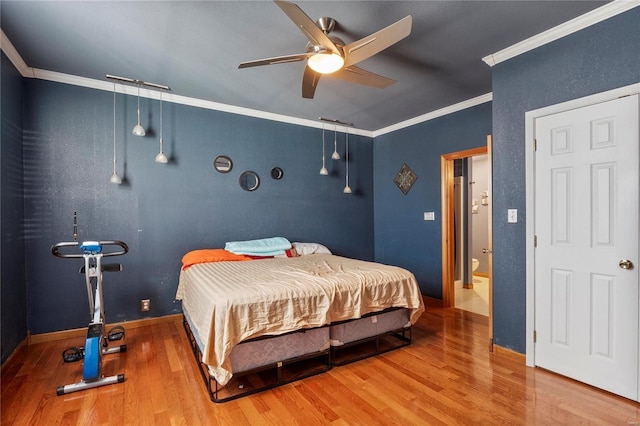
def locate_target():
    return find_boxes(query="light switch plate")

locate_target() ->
[508,209,518,223]
[424,212,435,221]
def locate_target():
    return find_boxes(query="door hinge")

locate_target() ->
[534,138,537,151]
[533,330,537,343]
[534,235,537,247]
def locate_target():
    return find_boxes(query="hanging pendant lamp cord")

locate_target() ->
[345,130,349,184]
[159,92,163,152]
[137,86,141,123]
[322,125,325,165]
[113,84,117,172]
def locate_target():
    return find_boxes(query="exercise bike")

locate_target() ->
[51,239,129,396]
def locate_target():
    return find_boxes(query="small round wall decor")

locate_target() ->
[270,167,283,180]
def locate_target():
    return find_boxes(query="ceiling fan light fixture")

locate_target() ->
[308,52,344,74]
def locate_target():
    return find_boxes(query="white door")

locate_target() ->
[534,94,639,400]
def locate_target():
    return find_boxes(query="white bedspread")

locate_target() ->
[175,254,425,385]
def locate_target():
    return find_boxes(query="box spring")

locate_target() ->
[183,318,331,403]
[330,308,412,366]
[183,307,413,402]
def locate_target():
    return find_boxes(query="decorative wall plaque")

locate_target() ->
[393,163,418,194]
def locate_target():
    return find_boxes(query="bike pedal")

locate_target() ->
[107,325,125,341]
[62,346,84,363]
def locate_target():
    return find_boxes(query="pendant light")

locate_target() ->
[110,83,122,184]
[155,92,168,163]
[343,128,352,194]
[132,85,146,136]
[319,124,328,175]
[331,124,340,160]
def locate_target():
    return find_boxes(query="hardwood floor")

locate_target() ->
[2,307,639,425]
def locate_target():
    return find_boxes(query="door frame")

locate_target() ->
[441,136,493,346]
[524,83,640,367]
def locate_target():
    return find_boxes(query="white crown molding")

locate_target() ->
[25,68,373,137]
[483,0,640,66]
[2,2,636,136]
[372,93,493,138]
[1,26,488,138]
[0,29,33,77]
[5,53,492,138]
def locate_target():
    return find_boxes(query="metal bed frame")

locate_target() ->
[182,308,413,403]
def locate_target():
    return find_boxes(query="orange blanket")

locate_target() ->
[181,249,251,270]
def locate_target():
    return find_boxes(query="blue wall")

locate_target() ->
[373,103,492,297]
[1,52,27,363]
[3,7,638,356]
[491,7,640,352]
[21,79,374,334]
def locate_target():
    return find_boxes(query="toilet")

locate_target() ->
[472,258,479,272]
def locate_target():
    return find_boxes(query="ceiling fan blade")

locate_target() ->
[274,0,340,55]
[239,53,312,69]
[343,15,412,67]
[330,66,396,89]
[302,65,321,99]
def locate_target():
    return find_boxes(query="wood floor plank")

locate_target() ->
[2,308,640,425]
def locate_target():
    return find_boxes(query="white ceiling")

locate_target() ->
[1,1,612,132]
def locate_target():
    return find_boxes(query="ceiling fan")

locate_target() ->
[238,0,412,99]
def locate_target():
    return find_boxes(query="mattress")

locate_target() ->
[176,254,424,385]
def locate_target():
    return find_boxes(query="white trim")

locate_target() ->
[2,2,637,135]
[0,29,33,77]
[483,0,640,67]
[0,27,492,137]
[29,68,372,137]
[10,60,494,138]
[371,93,493,137]
[524,82,640,367]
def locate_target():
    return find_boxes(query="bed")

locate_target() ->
[175,241,425,402]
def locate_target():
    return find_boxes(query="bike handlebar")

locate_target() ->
[51,240,129,258]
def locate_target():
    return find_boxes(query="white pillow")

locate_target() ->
[292,242,332,256]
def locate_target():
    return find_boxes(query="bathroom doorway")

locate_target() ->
[453,155,490,315]
[441,136,493,346]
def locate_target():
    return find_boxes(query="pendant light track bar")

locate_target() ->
[106,74,171,91]
[319,117,354,127]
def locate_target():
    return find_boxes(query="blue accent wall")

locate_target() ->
[373,103,492,297]
[1,52,27,363]
[22,79,373,334]
[3,7,638,355]
[491,7,640,352]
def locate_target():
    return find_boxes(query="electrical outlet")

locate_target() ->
[141,299,150,312]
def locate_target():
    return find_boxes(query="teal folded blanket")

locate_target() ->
[225,237,292,256]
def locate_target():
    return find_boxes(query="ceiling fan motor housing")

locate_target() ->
[305,17,344,55]
[316,17,336,33]
[306,35,345,55]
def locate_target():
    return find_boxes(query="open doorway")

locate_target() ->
[453,154,490,315]
[441,136,493,346]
